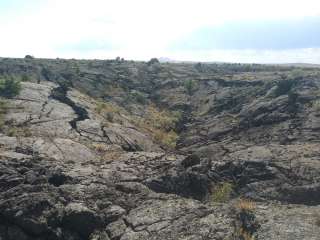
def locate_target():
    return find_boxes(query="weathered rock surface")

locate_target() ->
[0,58,320,239]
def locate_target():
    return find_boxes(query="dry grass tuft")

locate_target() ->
[236,198,256,212]
[103,151,123,161]
[92,143,109,153]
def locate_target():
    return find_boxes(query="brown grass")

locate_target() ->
[103,151,123,161]
[236,198,256,212]
[92,143,109,153]
[132,104,181,149]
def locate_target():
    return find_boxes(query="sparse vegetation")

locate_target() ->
[315,214,320,227]
[143,105,181,131]
[274,78,298,97]
[288,69,304,79]
[0,76,22,98]
[154,129,178,149]
[313,100,320,112]
[125,90,148,105]
[134,104,181,148]
[5,125,32,137]
[21,74,31,82]
[0,99,31,136]
[92,143,109,153]
[235,199,258,240]
[184,79,198,95]
[211,182,233,203]
[0,100,8,131]
[95,101,125,125]
[7,126,18,137]
[95,101,121,115]
[95,99,181,149]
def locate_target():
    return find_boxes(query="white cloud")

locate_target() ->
[0,0,320,61]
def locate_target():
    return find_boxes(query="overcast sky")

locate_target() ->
[1,0,320,63]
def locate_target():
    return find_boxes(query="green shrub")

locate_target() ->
[211,182,233,203]
[288,69,304,79]
[7,127,18,137]
[274,78,298,96]
[154,129,178,148]
[0,77,22,98]
[184,79,197,95]
[21,74,30,82]
[130,91,147,105]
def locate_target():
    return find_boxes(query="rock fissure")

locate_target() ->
[49,85,89,134]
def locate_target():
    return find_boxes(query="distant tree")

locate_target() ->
[24,55,34,59]
[147,58,160,66]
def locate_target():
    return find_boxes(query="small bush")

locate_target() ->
[154,129,178,148]
[144,105,181,131]
[4,125,32,137]
[129,91,148,105]
[184,79,198,95]
[0,76,22,98]
[288,69,304,79]
[21,74,30,82]
[7,127,18,137]
[274,78,298,97]
[106,112,114,122]
[95,101,121,117]
[92,143,109,153]
[211,182,233,203]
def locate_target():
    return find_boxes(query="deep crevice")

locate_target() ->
[49,85,89,132]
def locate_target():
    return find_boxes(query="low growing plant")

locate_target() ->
[0,100,8,131]
[0,76,22,98]
[211,182,234,203]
